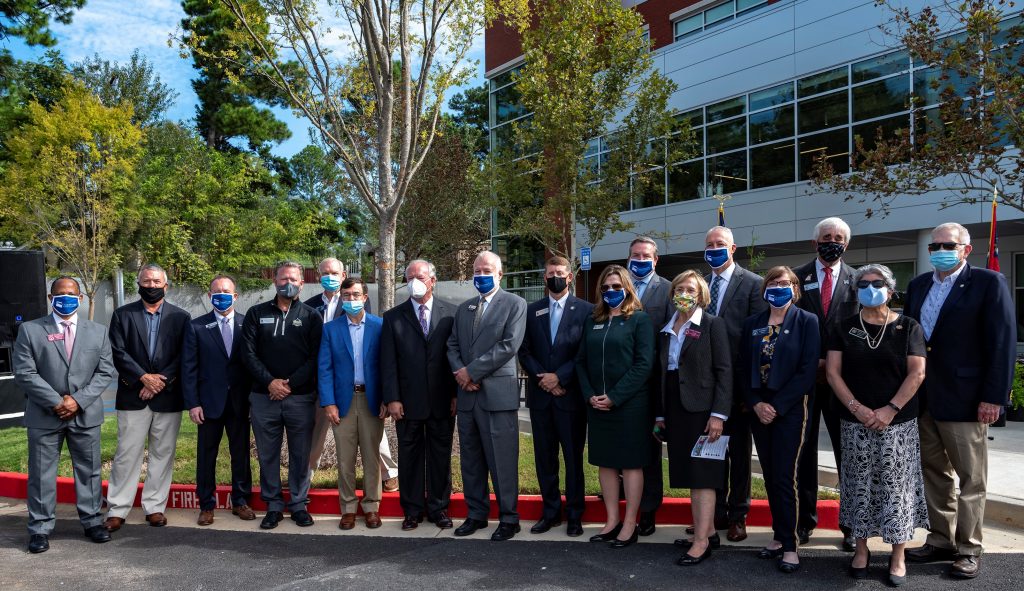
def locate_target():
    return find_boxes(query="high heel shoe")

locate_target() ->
[888,559,907,587]
[848,549,870,579]
[588,522,622,543]
[609,524,639,549]
[677,543,713,566]
[757,546,784,559]
[777,558,801,574]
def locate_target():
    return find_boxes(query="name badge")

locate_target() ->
[751,327,769,336]
[803,282,819,291]
[260,317,275,325]
[848,327,868,339]
[47,333,65,342]
[467,304,477,311]
[205,322,217,329]
[535,308,549,317]
[593,324,605,330]
[684,328,701,339]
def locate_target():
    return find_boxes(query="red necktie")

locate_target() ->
[821,267,833,318]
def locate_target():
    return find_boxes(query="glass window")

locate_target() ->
[631,168,666,209]
[852,51,909,83]
[750,104,794,144]
[493,83,526,125]
[853,75,910,122]
[853,114,910,164]
[668,160,704,203]
[601,132,621,153]
[705,2,736,26]
[706,119,746,154]
[489,67,520,91]
[675,108,704,129]
[708,150,748,193]
[738,0,767,11]
[799,128,849,179]
[798,90,849,133]
[798,66,848,97]
[674,14,702,40]
[913,106,950,148]
[668,130,702,163]
[707,96,745,122]
[749,82,794,111]
[751,141,796,189]
[585,138,600,157]
[913,67,975,107]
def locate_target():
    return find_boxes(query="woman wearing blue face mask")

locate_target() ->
[575,264,654,549]
[825,264,928,587]
[737,266,820,573]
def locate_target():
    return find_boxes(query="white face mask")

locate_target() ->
[408,278,428,300]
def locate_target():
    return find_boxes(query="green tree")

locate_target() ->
[486,0,685,266]
[811,1,1024,216]
[0,0,84,46]
[0,82,142,319]
[288,144,363,257]
[72,50,178,127]
[448,82,490,158]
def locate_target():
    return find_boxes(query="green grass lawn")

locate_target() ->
[0,416,837,500]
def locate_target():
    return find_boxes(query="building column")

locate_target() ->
[916,228,933,277]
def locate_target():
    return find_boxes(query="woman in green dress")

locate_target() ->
[576,264,655,548]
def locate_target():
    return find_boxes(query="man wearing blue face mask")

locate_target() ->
[625,236,671,536]
[182,274,255,526]
[903,223,1014,579]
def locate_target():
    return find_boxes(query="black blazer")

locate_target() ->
[518,294,594,411]
[108,299,192,412]
[793,259,858,358]
[705,264,769,355]
[739,305,820,418]
[181,311,251,419]
[380,298,457,421]
[657,309,732,417]
[903,264,1015,421]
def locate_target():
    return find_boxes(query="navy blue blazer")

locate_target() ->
[318,312,383,417]
[181,310,251,419]
[518,294,594,410]
[739,305,820,418]
[903,264,1015,421]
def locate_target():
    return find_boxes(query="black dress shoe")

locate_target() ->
[402,514,424,530]
[677,544,712,566]
[713,516,728,531]
[566,519,583,537]
[589,522,623,542]
[674,533,721,549]
[260,511,284,530]
[685,525,695,535]
[842,532,856,552]
[428,512,453,529]
[84,525,111,543]
[491,522,521,541]
[906,543,956,563]
[530,517,561,534]
[848,549,870,579]
[453,518,488,537]
[637,512,656,536]
[778,559,801,574]
[758,546,784,559]
[609,526,639,549]
[290,510,314,527]
[888,559,907,587]
[797,527,811,545]
[28,534,49,554]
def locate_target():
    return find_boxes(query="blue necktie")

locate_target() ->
[550,302,561,345]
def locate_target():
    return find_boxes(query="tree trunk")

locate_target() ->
[377,210,398,312]
[86,287,96,321]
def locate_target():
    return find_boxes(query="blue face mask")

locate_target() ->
[704,248,730,269]
[52,294,81,316]
[342,300,364,315]
[473,274,496,294]
[320,274,341,292]
[930,250,961,273]
[858,286,888,308]
[627,258,654,279]
[602,289,626,309]
[763,286,794,308]
[211,293,234,312]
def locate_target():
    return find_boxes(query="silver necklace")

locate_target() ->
[858,308,891,350]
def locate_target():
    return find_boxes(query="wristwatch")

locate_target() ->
[887,402,902,412]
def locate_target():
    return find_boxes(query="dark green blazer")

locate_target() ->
[575,311,655,408]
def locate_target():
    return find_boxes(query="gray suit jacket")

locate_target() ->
[447,289,527,412]
[13,315,115,429]
[705,264,768,356]
[639,273,672,341]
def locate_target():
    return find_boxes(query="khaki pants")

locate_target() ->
[919,411,988,556]
[311,406,397,480]
[332,392,384,514]
[106,408,182,518]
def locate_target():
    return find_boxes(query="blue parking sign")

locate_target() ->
[580,247,591,271]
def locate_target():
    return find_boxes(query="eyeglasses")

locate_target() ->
[766,280,794,288]
[600,284,624,292]
[927,242,963,251]
[856,279,886,289]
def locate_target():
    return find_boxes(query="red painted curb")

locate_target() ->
[0,471,839,528]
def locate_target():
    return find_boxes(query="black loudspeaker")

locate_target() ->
[0,250,48,344]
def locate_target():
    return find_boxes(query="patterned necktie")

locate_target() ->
[633,280,644,300]
[221,317,233,356]
[473,296,486,331]
[821,267,833,318]
[708,275,723,315]
[419,304,429,337]
[61,321,74,360]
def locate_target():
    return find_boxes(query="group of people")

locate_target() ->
[13,217,1014,585]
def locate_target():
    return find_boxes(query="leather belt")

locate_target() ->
[353,384,366,392]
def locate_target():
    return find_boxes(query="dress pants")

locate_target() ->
[250,392,314,513]
[918,410,988,556]
[797,383,843,532]
[752,395,811,553]
[195,401,253,511]
[332,392,385,514]
[715,403,753,524]
[458,404,520,524]
[529,403,587,521]
[106,408,183,518]
[310,405,398,480]
[27,423,103,535]
[396,415,456,518]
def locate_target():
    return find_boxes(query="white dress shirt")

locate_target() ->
[659,307,727,421]
[549,292,569,341]
[708,262,736,316]
[815,258,842,301]
[920,262,967,340]
[347,313,366,385]
[411,296,433,331]
[322,293,339,323]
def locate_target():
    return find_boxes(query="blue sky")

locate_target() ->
[7,0,486,158]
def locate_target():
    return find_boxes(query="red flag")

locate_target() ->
[987,196,1000,272]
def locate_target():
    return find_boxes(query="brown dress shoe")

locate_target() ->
[365,512,382,528]
[727,521,748,542]
[146,513,167,527]
[232,505,257,520]
[104,516,125,532]
[197,510,215,526]
[950,555,981,579]
[339,513,356,530]
[382,477,399,493]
